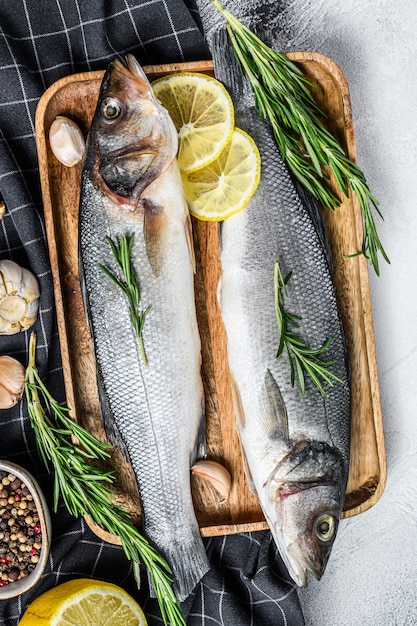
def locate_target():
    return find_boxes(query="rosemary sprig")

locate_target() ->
[99,233,150,364]
[274,261,344,397]
[211,0,389,275]
[24,333,185,626]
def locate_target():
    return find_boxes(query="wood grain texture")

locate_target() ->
[34,54,386,544]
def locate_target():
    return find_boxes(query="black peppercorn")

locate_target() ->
[0,471,42,585]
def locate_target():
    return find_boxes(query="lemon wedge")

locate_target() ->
[182,128,261,221]
[19,578,147,626]
[152,72,234,173]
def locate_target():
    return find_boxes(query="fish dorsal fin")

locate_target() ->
[142,197,167,275]
[261,369,289,443]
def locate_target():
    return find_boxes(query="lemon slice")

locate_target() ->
[19,578,147,625]
[182,128,261,221]
[152,72,234,173]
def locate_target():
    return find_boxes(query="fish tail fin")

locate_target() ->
[147,525,209,602]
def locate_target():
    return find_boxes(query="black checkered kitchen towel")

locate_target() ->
[0,2,304,624]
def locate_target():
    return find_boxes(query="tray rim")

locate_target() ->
[35,54,386,541]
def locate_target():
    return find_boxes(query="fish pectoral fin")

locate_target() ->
[185,213,196,274]
[230,374,246,431]
[143,198,168,275]
[239,446,257,495]
[191,397,206,464]
[261,369,290,442]
[229,375,258,493]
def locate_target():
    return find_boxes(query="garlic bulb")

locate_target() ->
[191,459,232,501]
[0,355,25,409]
[49,116,86,167]
[0,260,40,334]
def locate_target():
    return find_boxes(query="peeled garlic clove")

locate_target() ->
[191,459,232,501]
[0,260,40,334]
[0,355,25,408]
[49,116,86,167]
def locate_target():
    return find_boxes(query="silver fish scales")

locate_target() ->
[78,55,209,600]
[196,0,351,586]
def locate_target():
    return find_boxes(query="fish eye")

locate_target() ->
[314,513,336,542]
[100,97,124,122]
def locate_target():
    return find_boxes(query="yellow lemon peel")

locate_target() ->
[19,578,147,626]
[182,128,261,221]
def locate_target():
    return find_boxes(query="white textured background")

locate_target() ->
[276,1,417,624]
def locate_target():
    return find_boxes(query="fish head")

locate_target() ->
[87,54,178,205]
[266,441,347,587]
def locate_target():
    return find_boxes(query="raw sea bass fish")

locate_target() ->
[78,55,209,600]
[196,1,351,586]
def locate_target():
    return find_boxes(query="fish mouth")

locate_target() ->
[272,524,309,586]
[108,54,151,94]
[272,524,326,586]
[125,54,147,80]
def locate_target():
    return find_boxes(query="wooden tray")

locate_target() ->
[35,54,386,543]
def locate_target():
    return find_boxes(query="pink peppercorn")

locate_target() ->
[0,558,8,564]
[0,580,6,587]
[33,524,41,534]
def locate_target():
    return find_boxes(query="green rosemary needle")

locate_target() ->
[211,0,389,275]
[99,233,150,365]
[24,333,185,626]
[274,261,344,398]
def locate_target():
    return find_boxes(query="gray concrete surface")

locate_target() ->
[273,1,417,624]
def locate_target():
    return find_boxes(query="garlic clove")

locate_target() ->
[0,259,23,296]
[191,459,232,501]
[0,320,16,335]
[24,299,40,322]
[0,322,20,335]
[18,268,41,303]
[49,116,86,167]
[0,355,25,409]
[0,385,16,409]
[18,314,38,332]
[0,320,9,332]
[0,355,25,394]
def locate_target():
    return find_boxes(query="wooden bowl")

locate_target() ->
[35,56,386,544]
[0,461,51,599]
